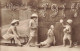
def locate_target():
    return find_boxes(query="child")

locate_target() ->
[36,25,56,48]
[60,19,73,48]
[2,19,22,46]
[26,13,38,46]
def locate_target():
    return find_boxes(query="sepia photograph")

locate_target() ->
[0,0,80,51]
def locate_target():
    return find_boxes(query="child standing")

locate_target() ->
[60,19,73,48]
[26,13,38,47]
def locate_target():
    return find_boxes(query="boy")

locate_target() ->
[60,19,73,48]
[26,13,38,46]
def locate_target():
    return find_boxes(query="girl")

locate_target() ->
[36,25,56,48]
[2,19,22,46]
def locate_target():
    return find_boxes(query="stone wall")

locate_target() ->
[38,0,80,45]
[1,9,19,26]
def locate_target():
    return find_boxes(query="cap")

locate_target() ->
[67,19,73,24]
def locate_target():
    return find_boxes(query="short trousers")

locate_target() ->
[63,34,72,40]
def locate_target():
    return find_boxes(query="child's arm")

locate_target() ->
[61,22,66,27]
[29,20,32,28]
[15,27,20,36]
[47,29,51,36]
[29,20,37,29]
[53,36,56,46]
[60,19,66,27]
[11,26,19,38]
[67,27,71,33]
[47,29,50,34]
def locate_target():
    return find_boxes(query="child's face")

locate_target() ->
[14,22,19,26]
[50,25,54,29]
[33,18,37,21]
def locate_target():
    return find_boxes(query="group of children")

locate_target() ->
[2,13,73,48]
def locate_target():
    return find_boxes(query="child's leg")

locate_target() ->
[36,42,47,48]
[12,35,21,45]
[14,37,21,45]
[53,36,56,46]
[26,36,34,46]
[43,44,51,48]
[34,36,38,45]
[11,38,15,44]
[8,34,21,45]
[63,35,67,46]
[68,35,72,47]
[69,39,72,47]
[36,43,42,48]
